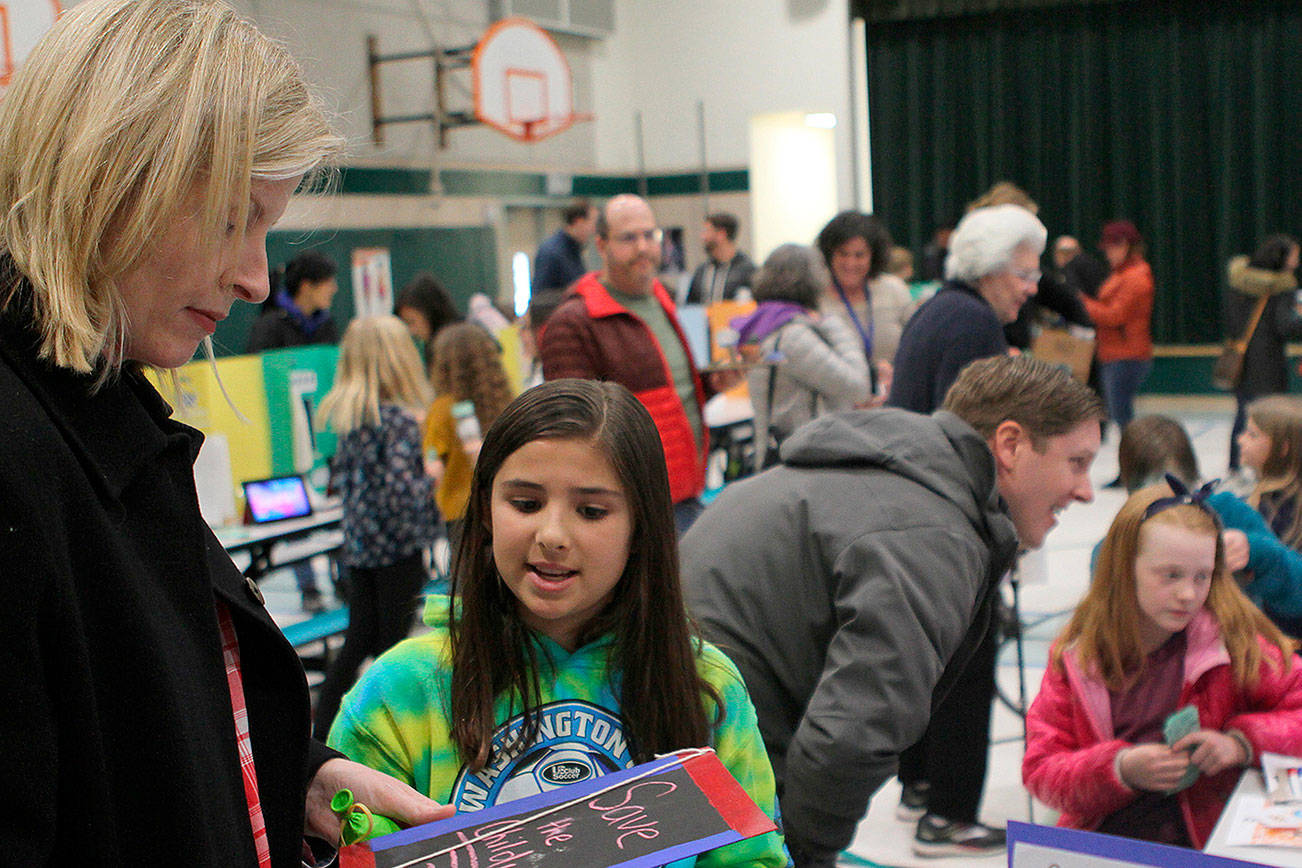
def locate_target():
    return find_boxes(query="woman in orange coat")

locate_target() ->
[1084,220,1155,436]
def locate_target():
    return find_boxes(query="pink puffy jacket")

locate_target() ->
[1023,611,1302,847]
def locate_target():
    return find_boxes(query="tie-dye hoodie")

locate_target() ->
[328,594,790,867]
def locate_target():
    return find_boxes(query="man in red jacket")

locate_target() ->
[539,194,725,532]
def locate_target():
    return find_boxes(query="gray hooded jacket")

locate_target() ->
[681,408,1019,864]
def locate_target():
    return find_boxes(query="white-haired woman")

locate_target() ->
[889,203,1048,413]
[731,243,871,471]
[888,202,1047,855]
[0,1,450,863]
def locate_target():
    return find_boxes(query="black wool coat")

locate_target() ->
[0,306,337,865]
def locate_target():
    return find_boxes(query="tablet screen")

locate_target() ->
[241,475,313,523]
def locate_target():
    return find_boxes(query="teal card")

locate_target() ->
[1162,704,1201,794]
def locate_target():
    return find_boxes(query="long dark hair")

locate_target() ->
[396,272,463,366]
[449,379,717,770]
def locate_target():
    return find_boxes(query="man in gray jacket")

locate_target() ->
[680,354,1104,867]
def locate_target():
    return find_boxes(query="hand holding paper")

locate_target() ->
[1173,730,1249,777]
[305,758,454,845]
[1119,743,1193,793]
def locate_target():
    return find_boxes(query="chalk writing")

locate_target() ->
[588,781,676,848]
[344,749,775,868]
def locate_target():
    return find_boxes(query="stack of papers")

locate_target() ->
[1225,753,1302,848]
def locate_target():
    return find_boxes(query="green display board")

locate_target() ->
[258,345,341,478]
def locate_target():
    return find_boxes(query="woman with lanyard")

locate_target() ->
[0,0,451,863]
[815,210,916,402]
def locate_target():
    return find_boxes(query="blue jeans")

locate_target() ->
[1099,358,1152,434]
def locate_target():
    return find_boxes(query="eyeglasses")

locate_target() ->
[1009,268,1042,284]
[609,228,664,246]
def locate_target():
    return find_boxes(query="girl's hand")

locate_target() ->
[305,758,454,845]
[1172,730,1249,776]
[1222,529,1250,573]
[1118,743,1192,792]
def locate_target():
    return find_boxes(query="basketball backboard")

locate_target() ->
[473,17,576,143]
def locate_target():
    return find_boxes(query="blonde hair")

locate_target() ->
[430,322,513,434]
[1052,484,1295,691]
[318,316,433,435]
[966,180,1039,214]
[1246,395,1302,548]
[0,0,343,379]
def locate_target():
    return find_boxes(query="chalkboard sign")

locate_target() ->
[339,748,775,868]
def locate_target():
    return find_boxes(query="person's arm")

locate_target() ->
[538,308,602,381]
[0,534,59,858]
[1272,292,1302,342]
[304,758,453,846]
[1036,271,1093,328]
[1022,662,1138,818]
[777,523,991,864]
[1082,267,1154,328]
[532,242,561,294]
[686,264,706,306]
[1221,641,1302,759]
[1211,491,1302,618]
[775,317,870,408]
[694,649,791,868]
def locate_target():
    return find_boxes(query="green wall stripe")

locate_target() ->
[337,166,433,195]
[571,175,640,197]
[335,166,749,197]
[439,169,547,197]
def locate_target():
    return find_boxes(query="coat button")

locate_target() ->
[245,576,265,606]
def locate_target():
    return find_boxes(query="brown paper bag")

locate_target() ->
[1030,328,1094,383]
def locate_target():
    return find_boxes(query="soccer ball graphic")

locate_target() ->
[496,746,614,802]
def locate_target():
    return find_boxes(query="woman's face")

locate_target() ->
[1102,241,1129,269]
[117,176,299,367]
[398,306,432,342]
[830,236,872,290]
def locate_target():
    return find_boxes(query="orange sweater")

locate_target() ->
[1083,258,1154,362]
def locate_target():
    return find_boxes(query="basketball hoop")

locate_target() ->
[473,17,584,143]
[0,0,62,88]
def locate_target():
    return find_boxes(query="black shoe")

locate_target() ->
[912,813,1006,858]
[896,781,930,822]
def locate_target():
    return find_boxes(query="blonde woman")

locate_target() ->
[314,316,438,737]
[0,0,449,862]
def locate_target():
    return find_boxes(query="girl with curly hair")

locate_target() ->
[424,322,514,546]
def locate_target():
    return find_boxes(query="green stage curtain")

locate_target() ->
[866,1,1302,343]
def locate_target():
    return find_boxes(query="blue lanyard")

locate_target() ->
[832,278,874,359]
